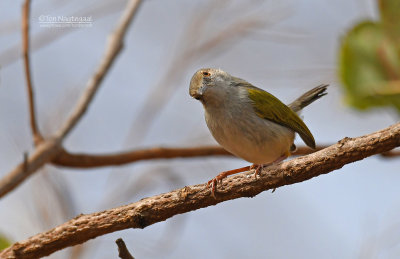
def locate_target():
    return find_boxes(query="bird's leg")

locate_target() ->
[207,153,289,197]
[207,166,251,197]
[251,154,289,178]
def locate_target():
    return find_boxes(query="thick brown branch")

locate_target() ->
[0,0,142,199]
[1,123,399,258]
[22,0,43,144]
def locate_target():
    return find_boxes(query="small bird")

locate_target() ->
[189,68,328,196]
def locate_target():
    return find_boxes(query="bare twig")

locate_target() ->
[1,122,399,259]
[380,149,400,157]
[50,144,400,169]
[116,238,135,259]
[55,0,143,140]
[22,0,43,144]
[0,0,143,199]
[52,146,231,168]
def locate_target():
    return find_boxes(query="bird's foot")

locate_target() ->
[250,164,265,178]
[207,166,250,198]
[206,176,224,199]
[250,154,289,178]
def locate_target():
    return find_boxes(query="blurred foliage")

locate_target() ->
[339,0,400,112]
[0,233,11,251]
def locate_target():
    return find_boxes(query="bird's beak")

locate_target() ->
[190,85,206,100]
[189,71,208,101]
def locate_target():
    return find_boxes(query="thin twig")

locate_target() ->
[116,238,135,259]
[22,0,43,144]
[52,146,231,168]
[50,144,400,169]
[0,0,143,199]
[1,122,399,259]
[55,0,143,140]
[380,149,400,157]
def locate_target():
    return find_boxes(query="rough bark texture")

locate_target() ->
[1,122,399,259]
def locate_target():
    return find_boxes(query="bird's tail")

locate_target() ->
[288,84,329,113]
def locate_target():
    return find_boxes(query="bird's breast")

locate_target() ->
[204,101,294,164]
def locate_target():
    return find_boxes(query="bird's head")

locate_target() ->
[189,68,231,104]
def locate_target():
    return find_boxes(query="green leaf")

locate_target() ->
[0,233,11,251]
[339,21,400,112]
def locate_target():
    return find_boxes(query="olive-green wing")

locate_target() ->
[247,87,316,148]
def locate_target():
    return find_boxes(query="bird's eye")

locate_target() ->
[202,71,211,77]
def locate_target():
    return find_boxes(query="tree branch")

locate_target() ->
[1,122,399,258]
[380,149,400,157]
[0,0,143,199]
[22,0,43,144]
[50,144,399,169]
[52,146,231,168]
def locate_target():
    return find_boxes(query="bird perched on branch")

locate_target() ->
[189,68,328,196]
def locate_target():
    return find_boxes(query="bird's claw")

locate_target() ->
[250,164,264,178]
[206,165,252,198]
[207,176,223,198]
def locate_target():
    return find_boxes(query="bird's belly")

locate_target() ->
[205,110,294,164]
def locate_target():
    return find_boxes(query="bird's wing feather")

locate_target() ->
[247,87,316,148]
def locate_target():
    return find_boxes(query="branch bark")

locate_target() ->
[1,122,399,259]
[0,0,142,199]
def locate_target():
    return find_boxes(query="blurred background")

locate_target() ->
[1,0,399,258]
